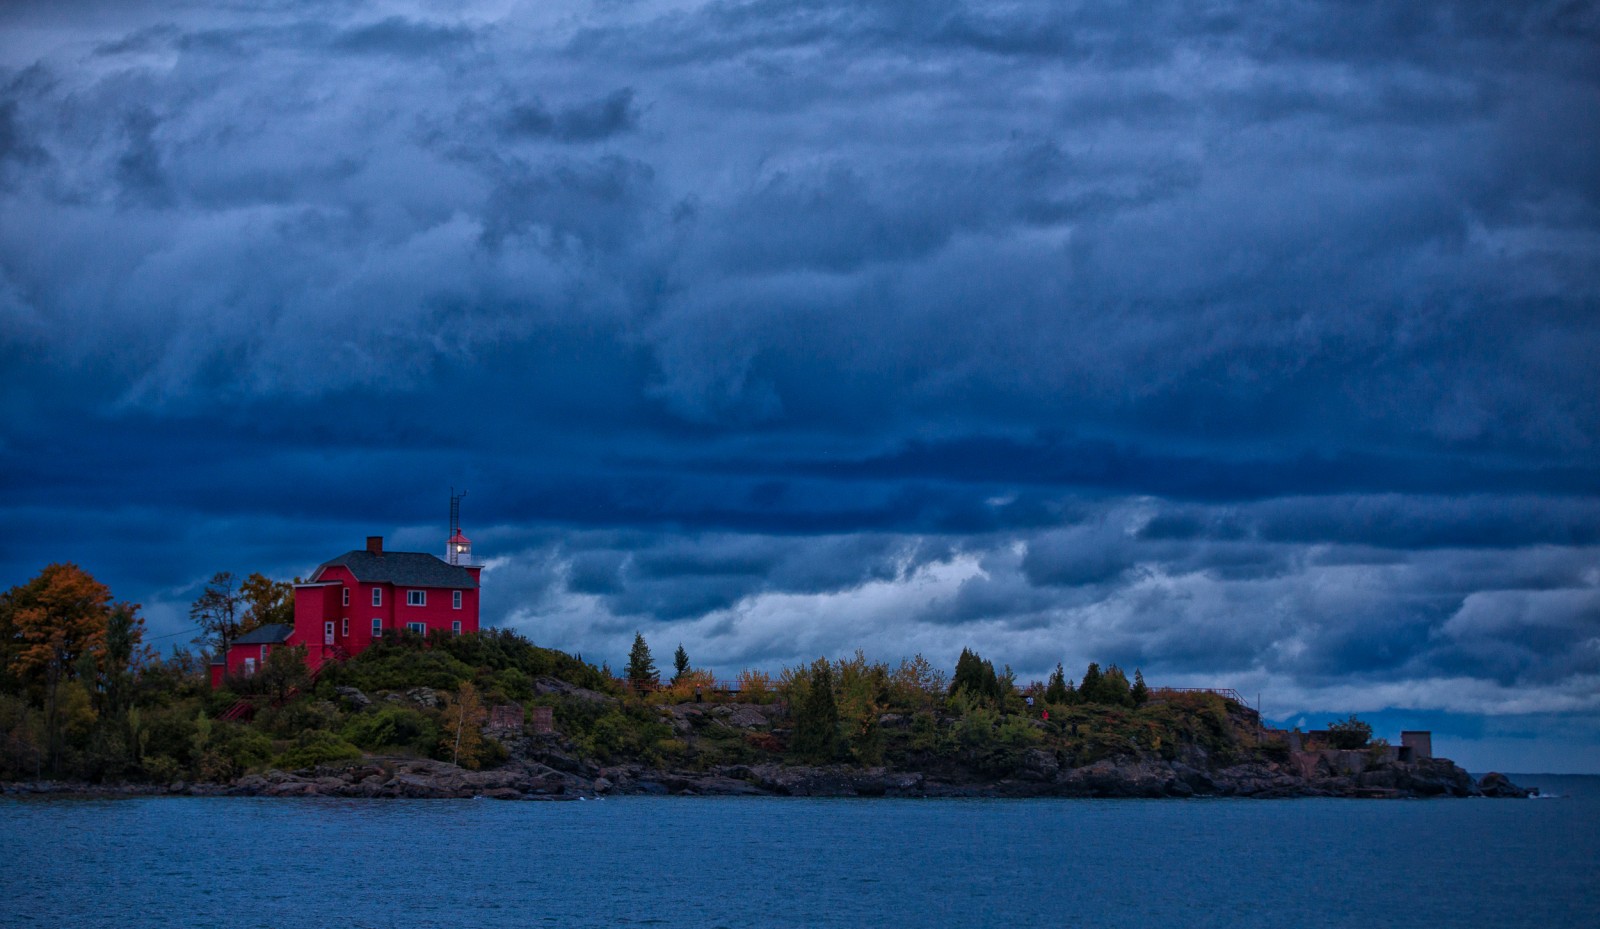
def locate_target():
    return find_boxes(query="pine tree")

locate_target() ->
[626,632,658,690]
[1102,664,1134,707]
[949,648,1000,701]
[792,658,841,763]
[1131,668,1150,706]
[673,643,690,683]
[1078,662,1104,704]
[1045,663,1069,704]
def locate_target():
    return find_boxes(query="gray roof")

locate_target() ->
[315,550,479,590]
[233,624,295,645]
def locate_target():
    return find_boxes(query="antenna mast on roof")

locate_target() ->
[448,488,468,565]
[450,488,465,536]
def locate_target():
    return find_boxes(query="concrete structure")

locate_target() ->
[1400,730,1433,762]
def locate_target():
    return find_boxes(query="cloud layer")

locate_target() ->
[1,1,1596,768]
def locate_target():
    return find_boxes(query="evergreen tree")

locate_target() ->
[1102,664,1134,707]
[1045,663,1070,704]
[672,643,690,683]
[1078,662,1104,704]
[792,658,841,762]
[625,632,658,690]
[1131,668,1150,706]
[949,648,1000,701]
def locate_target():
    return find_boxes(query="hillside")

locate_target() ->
[5,631,1529,800]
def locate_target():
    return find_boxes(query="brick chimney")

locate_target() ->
[366,535,383,555]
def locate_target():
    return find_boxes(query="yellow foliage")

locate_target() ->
[650,669,717,704]
[736,669,772,700]
[440,681,488,769]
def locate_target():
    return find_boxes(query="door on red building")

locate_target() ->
[324,621,334,645]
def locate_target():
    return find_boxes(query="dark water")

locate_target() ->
[3,775,1596,929]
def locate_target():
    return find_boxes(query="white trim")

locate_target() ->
[406,621,427,635]
[342,588,350,607]
[452,590,462,610]
[406,589,426,607]
[371,618,382,638]
[341,617,349,637]
[452,620,461,635]
[372,587,382,607]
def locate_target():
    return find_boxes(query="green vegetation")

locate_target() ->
[1,562,1283,788]
[1326,714,1373,750]
[626,633,658,690]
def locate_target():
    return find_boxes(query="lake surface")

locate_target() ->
[2,775,1595,929]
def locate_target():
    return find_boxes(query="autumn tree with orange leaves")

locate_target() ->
[0,563,135,771]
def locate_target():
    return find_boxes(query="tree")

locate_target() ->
[1326,715,1373,750]
[239,573,294,628]
[889,653,948,709]
[1078,662,1104,703]
[190,572,246,657]
[626,632,658,691]
[440,681,488,768]
[1045,663,1070,704]
[672,643,690,684]
[3,564,116,773]
[1101,664,1134,707]
[949,648,1000,702]
[257,644,310,704]
[792,658,841,763]
[1130,668,1150,706]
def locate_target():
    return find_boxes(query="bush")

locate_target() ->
[1327,715,1373,750]
[341,706,438,754]
[275,730,362,770]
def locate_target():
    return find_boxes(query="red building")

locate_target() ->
[210,532,482,688]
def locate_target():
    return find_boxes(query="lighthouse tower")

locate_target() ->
[447,489,477,566]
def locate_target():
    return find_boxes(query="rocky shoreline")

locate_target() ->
[3,753,1534,801]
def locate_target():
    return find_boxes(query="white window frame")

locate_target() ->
[243,657,256,676]
[407,589,426,607]
[372,587,382,607]
[341,617,349,637]
[406,621,427,635]
[452,590,462,610]
[342,588,350,607]
[452,620,461,635]
[324,621,335,645]
[371,618,382,638]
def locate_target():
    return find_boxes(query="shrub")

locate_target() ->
[276,730,362,770]
[341,706,438,754]
[1327,715,1373,750]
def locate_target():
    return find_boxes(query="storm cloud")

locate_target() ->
[1,1,1597,770]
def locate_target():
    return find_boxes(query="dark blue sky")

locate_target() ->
[2,1,1597,770]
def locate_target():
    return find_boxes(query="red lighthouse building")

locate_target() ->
[210,527,482,687]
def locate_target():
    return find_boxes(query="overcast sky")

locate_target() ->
[2,1,1597,771]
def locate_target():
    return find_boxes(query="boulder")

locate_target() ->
[334,686,373,711]
[404,687,441,709]
[532,677,617,705]
[1477,772,1530,798]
